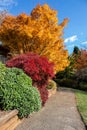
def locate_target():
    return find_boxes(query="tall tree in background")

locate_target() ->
[75,49,87,70]
[0,4,69,73]
[72,46,80,68]
[73,46,80,55]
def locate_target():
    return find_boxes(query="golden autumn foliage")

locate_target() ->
[0,4,69,73]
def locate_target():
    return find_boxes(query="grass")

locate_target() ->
[75,90,87,126]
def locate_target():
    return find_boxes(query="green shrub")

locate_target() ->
[55,78,78,89]
[63,78,78,88]
[0,63,42,118]
[46,80,57,90]
[79,82,87,91]
[0,62,6,80]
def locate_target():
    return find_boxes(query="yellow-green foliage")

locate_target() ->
[46,80,57,90]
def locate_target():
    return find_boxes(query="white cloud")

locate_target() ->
[0,0,16,11]
[81,41,87,45]
[64,35,78,43]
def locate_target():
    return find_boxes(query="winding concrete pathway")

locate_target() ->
[15,88,86,130]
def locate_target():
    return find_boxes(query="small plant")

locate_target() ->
[0,63,42,118]
[46,80,57,90]
[6,53,55,105]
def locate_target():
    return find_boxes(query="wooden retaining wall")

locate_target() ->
[0,110,21,130]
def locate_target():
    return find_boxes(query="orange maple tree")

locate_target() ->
[0,4,69,72]
[75,49,87,70]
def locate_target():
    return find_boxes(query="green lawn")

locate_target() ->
[75,90,87,126]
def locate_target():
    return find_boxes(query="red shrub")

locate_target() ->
[6,53,54,105]
[37,86,48,106]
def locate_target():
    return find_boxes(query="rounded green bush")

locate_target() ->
[0,62,7,80]
[0,63,42,118]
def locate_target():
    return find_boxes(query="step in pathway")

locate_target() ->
[15,88,86,130]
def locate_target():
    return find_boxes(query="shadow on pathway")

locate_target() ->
[15,88,86,130]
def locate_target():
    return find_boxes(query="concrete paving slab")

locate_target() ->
[15,88,86,130]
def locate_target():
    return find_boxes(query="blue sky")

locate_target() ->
[0,0,87,54]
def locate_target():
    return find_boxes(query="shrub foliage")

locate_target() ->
[6,53,55,105]
[46,80,57,90]
[0,62,42,118]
